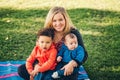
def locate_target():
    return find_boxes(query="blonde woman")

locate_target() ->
[18,6,89,80]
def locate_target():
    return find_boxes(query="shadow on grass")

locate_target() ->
[0,8,47,18]
[0,8,120,80]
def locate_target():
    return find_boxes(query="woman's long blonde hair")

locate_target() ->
[44,6,75,34]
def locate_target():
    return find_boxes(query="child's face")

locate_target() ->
[38,36,52,51]
[65,36,78,50]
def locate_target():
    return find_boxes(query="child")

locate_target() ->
[52,33,85,79]
[26,28,57,80]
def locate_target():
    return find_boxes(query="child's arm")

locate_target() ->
[57,56,62,62]
[73,46,84,65]
[57,44,65,57]
[26,46,37,74]
[29,64,40,77]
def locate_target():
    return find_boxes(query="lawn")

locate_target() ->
[0,0,120,80]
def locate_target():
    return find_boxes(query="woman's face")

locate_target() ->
[52,13,66,32]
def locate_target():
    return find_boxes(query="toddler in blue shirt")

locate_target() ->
[52,33,85,79]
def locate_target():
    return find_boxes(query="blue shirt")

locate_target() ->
[58,44,85,64]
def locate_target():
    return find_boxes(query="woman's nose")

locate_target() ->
[56,21,60,25]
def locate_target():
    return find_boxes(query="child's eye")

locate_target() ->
[41,41,44,43]
[70,43,73,45]
[47,42,50,44]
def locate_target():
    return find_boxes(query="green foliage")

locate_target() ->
[0,7,120,80]
[68,8,120,80]
[69,9,120,80]
[0,8,48,60]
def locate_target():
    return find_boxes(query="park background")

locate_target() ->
[0,0,120,80]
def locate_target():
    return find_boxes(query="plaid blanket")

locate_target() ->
[0,61,25,80]
[0,61,89,80]
[78,65,89,80]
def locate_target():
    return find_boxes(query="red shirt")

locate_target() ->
[26,43,57,73]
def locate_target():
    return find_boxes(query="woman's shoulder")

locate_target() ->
[70,27,78,32]
[70,27,80,34]
[70,27,81,36]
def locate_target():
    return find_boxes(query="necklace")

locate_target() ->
[54,32,64,43]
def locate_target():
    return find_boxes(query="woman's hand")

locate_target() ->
[61,63,74,76]
[61,60,78,76]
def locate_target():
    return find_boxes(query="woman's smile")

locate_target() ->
[52,13,65,32]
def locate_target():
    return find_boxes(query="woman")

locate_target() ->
[18,6,88,80]
[44,6,88,80]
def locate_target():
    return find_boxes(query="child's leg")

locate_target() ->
[17,64,30,80]
[52,67,79,79]
[34,73,42,80]
[52,62,65,79]
[55,62,64,71]
[18,60,38,80]
[41,70,54,80]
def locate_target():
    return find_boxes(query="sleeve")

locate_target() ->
[38,48,57,72]
[57,44,65,57]
[26,47,37,73]
[70,28,88,65]
[73,46,85,65]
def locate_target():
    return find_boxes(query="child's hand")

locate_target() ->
[34,64,40,73]
[30,75,34,80]
[30,64,40,78]
[57,56,62,62]
[30,71,36,78]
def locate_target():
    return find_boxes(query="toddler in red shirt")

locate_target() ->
[26,28,57,80]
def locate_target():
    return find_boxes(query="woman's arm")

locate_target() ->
[61,60,78,76]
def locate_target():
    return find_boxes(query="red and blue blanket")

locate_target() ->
[0,61,89,80]
[0,61,25,80]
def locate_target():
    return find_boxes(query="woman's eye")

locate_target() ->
[53,20,56,22]
[41,41,44,43]
[59,19,63,21]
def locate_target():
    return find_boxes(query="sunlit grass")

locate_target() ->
[0,0,120,80]
[80,29,102,36]
[0,0,120,11]
[100,66,120,72]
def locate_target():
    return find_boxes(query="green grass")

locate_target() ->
[0,0,120,80]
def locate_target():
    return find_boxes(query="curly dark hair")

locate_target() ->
[37,28,54,40]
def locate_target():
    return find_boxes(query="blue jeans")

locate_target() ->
[34,70,54,80]
[56,62,79,77]
[55,62,90,80]
[56,68,78,77]
[34,73,42,80]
